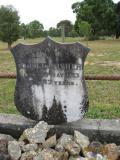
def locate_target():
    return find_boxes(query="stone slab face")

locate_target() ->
[11,37,90,124]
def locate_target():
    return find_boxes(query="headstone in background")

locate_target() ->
[11,37,90,124]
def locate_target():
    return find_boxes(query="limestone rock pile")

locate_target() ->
[0,121,120,160]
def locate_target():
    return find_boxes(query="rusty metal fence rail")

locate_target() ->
[0,72,120,80]
[0,72,120,118]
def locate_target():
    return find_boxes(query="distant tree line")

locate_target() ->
[0,4,78,48]
[20,21,45,39]
[20,19,78,39]
[72,0,120,40]
[0,0,120,48]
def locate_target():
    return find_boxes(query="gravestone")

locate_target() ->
[11,37,90,124]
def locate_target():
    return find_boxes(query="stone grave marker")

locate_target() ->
[11,37,90,124]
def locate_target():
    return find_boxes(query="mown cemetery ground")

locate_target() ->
[0,37,120,119]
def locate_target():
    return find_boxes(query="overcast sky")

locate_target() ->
[0,0,119,29]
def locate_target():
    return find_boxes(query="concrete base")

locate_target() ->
[0,113,120,144]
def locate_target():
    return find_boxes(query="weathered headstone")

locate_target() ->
[11,37,90,124]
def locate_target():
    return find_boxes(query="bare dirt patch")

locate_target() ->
[98,61,120,67]
[85,61,120,67]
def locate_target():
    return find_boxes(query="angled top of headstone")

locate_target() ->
[11,37,90,124]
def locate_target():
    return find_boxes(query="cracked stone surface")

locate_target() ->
[22,121,52,143]
[8,140,21,160]
[74,131,90,148]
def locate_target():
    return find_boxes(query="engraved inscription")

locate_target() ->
[18,54,82,86]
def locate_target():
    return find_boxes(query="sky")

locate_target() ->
[0,0,119,30]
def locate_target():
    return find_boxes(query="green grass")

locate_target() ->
[0,79,18,114]
[86,81,120,119]
[0,37,120,119]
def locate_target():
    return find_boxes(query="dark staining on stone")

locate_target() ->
[57,51,77,64]
[14,83,40,121]
[39,38,77,65]
[11,37,90,122]
[41,105,48,122]
[42,97,67,125]
[64,106,67,112]
[80,95,89,114]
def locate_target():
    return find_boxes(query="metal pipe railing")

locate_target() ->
[0,72,16,79]
[85,75,120,81]
[0,72,120,80]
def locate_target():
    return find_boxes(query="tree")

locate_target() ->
[48,27,60,37]
[20,23,29,39]
[72,0,116,39]
[57,20,73,37]
[27,20,44,38]
[42,30,48,37]
[116,1,120,14]
[68,30,79,37]
[78,21,91,46]
[0,5,20,49]
[115,1,120,39]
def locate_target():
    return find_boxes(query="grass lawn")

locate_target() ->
[0,37,120,119]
